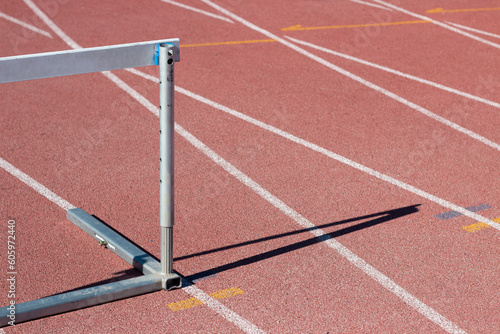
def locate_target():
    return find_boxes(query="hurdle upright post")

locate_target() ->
[159,43,176,289]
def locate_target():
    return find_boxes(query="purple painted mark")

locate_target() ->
[434,203,491,220]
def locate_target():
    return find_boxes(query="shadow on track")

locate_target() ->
[183,204,421,284]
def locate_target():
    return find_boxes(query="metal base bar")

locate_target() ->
[67,208,161,275]
[0,209,181,327]
[0,274,162,327]
[66,208,181,290]
[162,272,183,291]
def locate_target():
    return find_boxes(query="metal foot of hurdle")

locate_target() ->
[0,39,182,326]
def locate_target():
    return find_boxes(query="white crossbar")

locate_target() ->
[0,38,179,83]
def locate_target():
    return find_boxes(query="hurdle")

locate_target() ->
[0,39,182,326]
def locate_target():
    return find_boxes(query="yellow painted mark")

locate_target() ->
[426,7,500,14]
[167,287,244,311]
[180,21,431,48]
[210,287,244,300]
[181,39,276,48]
[281,20,430,31]
[462,217,500,232]
[462,222,490,232]
[167,297,204,311]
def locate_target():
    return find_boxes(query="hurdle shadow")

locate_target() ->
[184,204,421,284]
[32,205,420,309]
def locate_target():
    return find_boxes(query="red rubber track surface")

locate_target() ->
[1,0,499,333]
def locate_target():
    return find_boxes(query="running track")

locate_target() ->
[1,0,499,333]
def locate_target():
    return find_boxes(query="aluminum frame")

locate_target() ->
[0,41,181,327]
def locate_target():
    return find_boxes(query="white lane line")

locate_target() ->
[174,123,467,334]
[198,1,500,153]
[183,285,264,334]
[101,72,264,334]
[369,0,500,50]
[23,0,80,49]
[21,2,265,331]
[446,21,500,39]
[285,36,500,109]
[125,67,500,234]
[102,70,160,116]
[160,0,233,23]
[0,157,263,334]
[125,67,158,81]
[180,86,500,233]
[117,68,472,331]
[0,157,263,333]
[0,79,469,333]
[197,0,500,153]
[0,157,74,210]
[0,11,52,38]
[348,0,392,11]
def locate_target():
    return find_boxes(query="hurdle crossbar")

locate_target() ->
[0,39,180,83]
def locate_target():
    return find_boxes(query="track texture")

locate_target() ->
[1,0,499,333]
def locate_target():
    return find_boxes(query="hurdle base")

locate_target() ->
[0,274,162,327]
[0,208,181,327]
[162,273,183,291]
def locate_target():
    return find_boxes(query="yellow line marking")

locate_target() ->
[462,222,490,232]
[168,297,204,311]
[181,20,431,48]
[426,7,500,14]
[281,20,430,31]
[462,217,500,232]
[181,39,276,48]
[210,287,244,300]
[167,287,244,311]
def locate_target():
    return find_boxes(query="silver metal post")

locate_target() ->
[159,43,180,290]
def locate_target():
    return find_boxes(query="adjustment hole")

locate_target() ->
[167,59,173,65]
